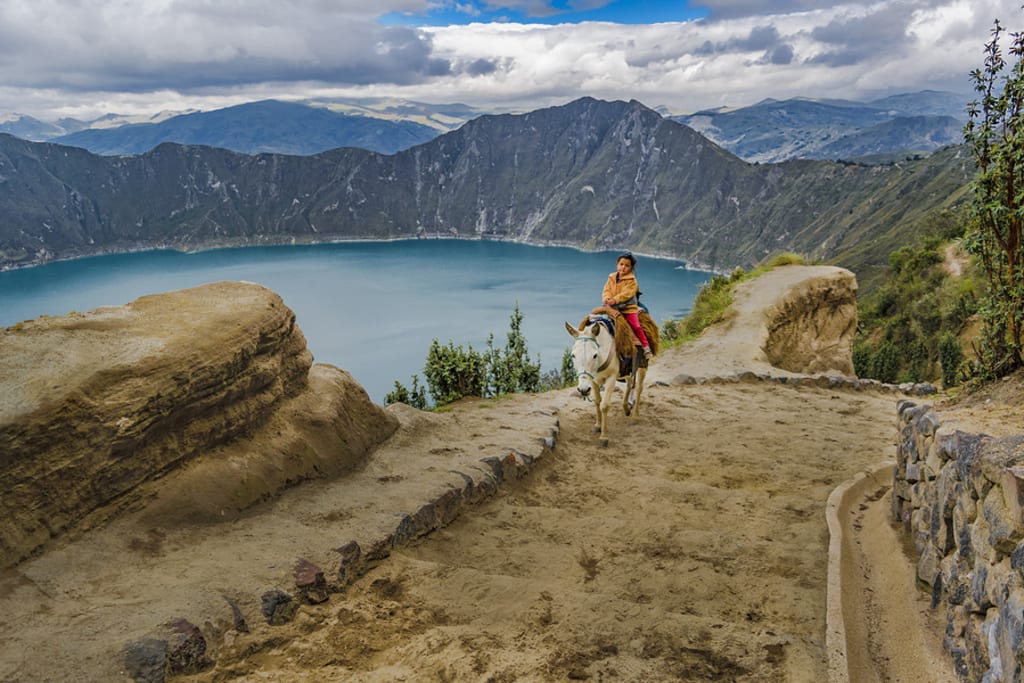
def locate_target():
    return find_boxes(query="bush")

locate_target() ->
[384,376,427,409]
[390,303,553,409]
[423,340,487,405]
[869,340,901,384]
[852,342,873,377]
[854,234,981,385]
[938,332,965,388]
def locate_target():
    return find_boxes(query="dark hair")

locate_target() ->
[617,251,637,267]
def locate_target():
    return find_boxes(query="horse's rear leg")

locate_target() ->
[632,368,646,417]
[623,375,635,416]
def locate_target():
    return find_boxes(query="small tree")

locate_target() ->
[964,19,1024,377]
[501,302,541,394]
[938,332,965,388]
[384,375,428,409]
[560,346,575,386]
[423,339,487,405]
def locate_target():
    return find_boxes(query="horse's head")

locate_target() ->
[565,321,605,398]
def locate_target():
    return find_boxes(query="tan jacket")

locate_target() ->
[602,272,640,314]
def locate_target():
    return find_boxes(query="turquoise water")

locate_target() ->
[0,240,710,403]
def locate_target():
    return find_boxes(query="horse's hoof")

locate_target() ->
[592,426,601,434]
[599,438,609,448]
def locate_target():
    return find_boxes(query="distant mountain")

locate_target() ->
[0,114,72,141]
[312,97,491,133]
[866,91,968,119]
[50,100,442,156]
[0,98,973,289]
[673,90,969,163]
[0,110,197,142]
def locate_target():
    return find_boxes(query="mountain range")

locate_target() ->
[674,90,968,163]
[0,97,974,290]
[1,91,968,163]
[46,100,442,156]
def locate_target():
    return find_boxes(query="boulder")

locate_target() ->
[0,281,398,568]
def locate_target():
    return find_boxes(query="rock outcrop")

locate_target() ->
[762,266,858,376]
[651,264,858,382]
[0,281,398,568]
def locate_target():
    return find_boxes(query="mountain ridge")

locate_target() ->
[47,100,441,156]
[0,97,973,288]
[674,90,968,163]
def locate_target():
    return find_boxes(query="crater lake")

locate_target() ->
[0,240,710,403]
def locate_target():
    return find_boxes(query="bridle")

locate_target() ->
[573,333,612,381]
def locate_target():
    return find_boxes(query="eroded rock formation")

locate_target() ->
[762,267,858,376]
[0,281,398,568]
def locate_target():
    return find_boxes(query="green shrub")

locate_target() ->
[938,332,965,388]
[391,303,551,409]
[384,376,428,409]
[852,342,873,377]
[854,235,980,385]
[869,340,900,383]
[423,339,487,405]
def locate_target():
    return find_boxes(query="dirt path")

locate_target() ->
[173,380,953,682]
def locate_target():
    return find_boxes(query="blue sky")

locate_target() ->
[382,0,709,26]
[0,0,1016,121]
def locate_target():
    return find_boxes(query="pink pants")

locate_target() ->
[624,312,649,347]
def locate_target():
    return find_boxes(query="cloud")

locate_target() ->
[691,0,847,21]
[0,0,1016,120]
[0,1,445,92]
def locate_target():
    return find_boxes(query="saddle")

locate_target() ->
[579,308,659,373]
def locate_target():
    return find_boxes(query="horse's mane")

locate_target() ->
[577,310,660,358]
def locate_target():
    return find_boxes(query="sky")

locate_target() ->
[0,0,1019,122]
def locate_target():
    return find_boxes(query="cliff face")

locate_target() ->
[0,281,398,568]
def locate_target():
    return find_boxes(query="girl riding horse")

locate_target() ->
[601,251,653,360]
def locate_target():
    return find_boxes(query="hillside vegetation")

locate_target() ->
[853,231,978,387]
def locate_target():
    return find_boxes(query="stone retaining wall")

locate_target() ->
[892,401,1024,682]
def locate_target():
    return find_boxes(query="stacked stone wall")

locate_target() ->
[892,401,1024,682]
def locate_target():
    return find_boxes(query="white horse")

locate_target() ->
[565,319,646,445]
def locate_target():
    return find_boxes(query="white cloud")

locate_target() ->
[0,0,1017,120]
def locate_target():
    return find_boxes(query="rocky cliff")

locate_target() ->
[0,281,398,568]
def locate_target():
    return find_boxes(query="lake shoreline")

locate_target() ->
[1,233,721,275]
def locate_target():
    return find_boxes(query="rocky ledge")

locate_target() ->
[0,281,398,568]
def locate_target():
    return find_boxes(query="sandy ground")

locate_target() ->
[0,266,965,682]
[168,382,956,683]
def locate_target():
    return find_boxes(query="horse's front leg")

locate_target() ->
[597,377,615,445]
[591,383,604,434]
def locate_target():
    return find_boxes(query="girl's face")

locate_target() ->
[617,257,633,276]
